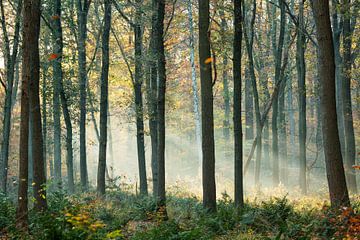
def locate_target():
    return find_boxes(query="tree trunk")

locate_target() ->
[332,0,346,157]
[220,8,231,141]
[233,0,243,208]
[311,0,350,208]
[148,0,158,197]
[16,0,31,222]
[243,1,262,186]
[97,0,111,196]
[52,0,63,189]
[342,0,357,193]
[199,0,216,212]
[134,0,148,196]
[297,0,307,194]
[187,0,202,170]
[0,0,22,193]
[76,0,90,191]
[156,0,167,213]
[25,0,47,211]
[272,0,285,187]
[244,66,254,140]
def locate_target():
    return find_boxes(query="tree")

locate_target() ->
[233,0,243,208]
[187,0,202,168]
[0,0,22,193]
[97,0,111,196]
[76,0,91,191]
[156,0,167,213]
[147,0,159,197]
[134,0,148,196]
[311,0,350,208]
[199,0,216,212]
[243,0,262,186]
[51,0,63,188]
[29,0,47,212]
[342,0,357,193]
[272,0,285,186]
[297,0,307,194]
[219,5,231,141]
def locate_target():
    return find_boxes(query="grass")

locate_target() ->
[1,184,359,239]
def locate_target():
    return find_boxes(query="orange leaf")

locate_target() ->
[48,53,59,61]
[204,57,212,64]
[51,15,60,20]
[352,165,360,170]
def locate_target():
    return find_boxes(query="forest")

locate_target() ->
[0,0,360,239]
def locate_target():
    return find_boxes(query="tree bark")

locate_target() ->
[272,0,285,187]
[233,0,243,208]
[0,0,22,193]
[156,0,167,213]
[147,0,159,197]
[52,0,63,189]
[220,8,231,141]
[134,0,148,196]
[297,0,307,194]
[76,0,91,191]
[97,0,111,196]
[243,0,262,186]
[187,0,202,170]
[342,0,357,193]
[199,0,216,212]
[311,0,350,208]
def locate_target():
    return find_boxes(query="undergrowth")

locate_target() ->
[0,188,359,239]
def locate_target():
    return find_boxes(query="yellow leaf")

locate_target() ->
[204,57,212,64]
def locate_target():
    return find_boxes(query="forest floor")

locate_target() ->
[1,182,360,239]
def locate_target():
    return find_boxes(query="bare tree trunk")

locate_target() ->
[342,0,357,193]
[311,0,350,208]
[97,0,111,196]
[187,0,202,170]
[332,0,346,157]
[220,8,231,141]
[25,0,47,211]
[134,0,148,196]
[272,0,285,187]
[243,0,262,186]
[76,0,91,191]
[52,0,63,189]
[199,0,216,212]
[156,0,167,214]
[0,0,22,193]
[233,0,243,208]
[297,0,307,194]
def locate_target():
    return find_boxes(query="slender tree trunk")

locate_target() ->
[76,0,90,191]
[342,0,357,193]
[311,0,350,208]
[134,0,148,196]
[52,0,63,189]
[233,0,243,208]
[187,0,202,170]
[297,0,307,194]
[199,0,216,212]
[220,8,230,141]
[272,0,285,187]
[332,0,346,157]
[245,66,254,140]
[97,0,111,196]
[156,0,167,213]
[0,0,22,193]
[148,0,158,197]
[243,1,262,186]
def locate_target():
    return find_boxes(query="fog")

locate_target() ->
[78,114,332,201]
